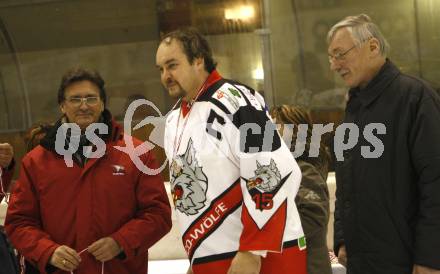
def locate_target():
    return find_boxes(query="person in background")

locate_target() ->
[5,67,172,274]
[328,14,440,274]
[1,125,54,203]
[270,105,332,274]
[23,123,53,153]
[0,143,17,274]
[0,143,14,203]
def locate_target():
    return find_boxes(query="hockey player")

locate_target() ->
[156,28,307,274]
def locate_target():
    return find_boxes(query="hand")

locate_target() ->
[88,237,122,262]
[413,264,440,274]
[186,266,193,274]
[227,251,261,274]
[0,143,13,168]
[49,245,81,272]
[337,245,347,267]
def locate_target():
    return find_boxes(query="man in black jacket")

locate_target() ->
[327,14,440,274]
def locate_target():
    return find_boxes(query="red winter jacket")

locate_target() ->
[5,117,172,274]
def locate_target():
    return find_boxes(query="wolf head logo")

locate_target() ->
[247,159,281,192]
[170,139,208,216]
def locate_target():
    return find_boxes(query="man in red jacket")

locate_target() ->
[5,68,172,274]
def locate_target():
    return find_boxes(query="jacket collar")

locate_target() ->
[349,59,400,108]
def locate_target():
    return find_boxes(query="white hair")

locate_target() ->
[327,14,390,56]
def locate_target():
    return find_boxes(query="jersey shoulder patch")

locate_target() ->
[210,83,248,114]
[210,82,264,115]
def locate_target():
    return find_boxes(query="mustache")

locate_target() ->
[75,111,94,115]
[338,71,349,77]
[166,79,179,88]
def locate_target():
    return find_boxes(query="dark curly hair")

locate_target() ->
[23,123,53,152]
[160,27,217,73]
[270,105,330,169]
[57,67,106,106]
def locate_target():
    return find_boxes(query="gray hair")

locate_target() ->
[327,14,390,56]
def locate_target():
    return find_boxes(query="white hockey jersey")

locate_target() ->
[164,71,305,266]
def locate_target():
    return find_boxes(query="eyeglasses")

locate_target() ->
[328,44,357,64]
[65,96,100,107]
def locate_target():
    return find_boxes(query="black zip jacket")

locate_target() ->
[334,60,440,274]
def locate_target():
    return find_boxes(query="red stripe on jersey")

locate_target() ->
[239,200,288,252]
[182,179,242,259]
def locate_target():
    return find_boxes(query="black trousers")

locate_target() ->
[0,230,18,274]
